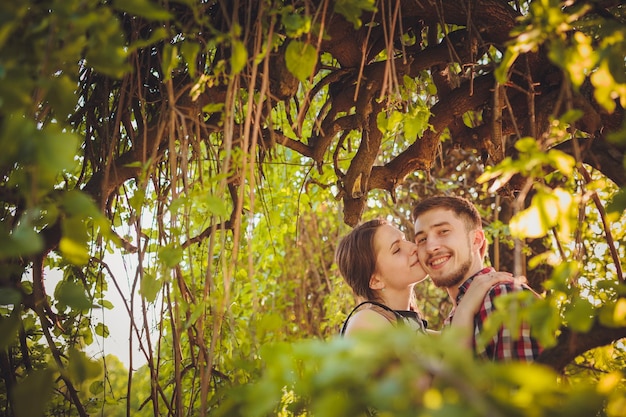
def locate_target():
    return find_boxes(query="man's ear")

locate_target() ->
[473,229,487,257]
[369,274,385,290]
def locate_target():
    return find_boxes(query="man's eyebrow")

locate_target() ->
[414,221,452,235]
[432,221,451,228]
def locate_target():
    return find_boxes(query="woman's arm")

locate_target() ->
[450,272,525,344]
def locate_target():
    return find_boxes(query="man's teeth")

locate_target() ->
[431,257,448,266]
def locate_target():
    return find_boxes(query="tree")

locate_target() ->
[0,0,625,416]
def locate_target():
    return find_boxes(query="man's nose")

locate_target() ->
[425,237,440,253]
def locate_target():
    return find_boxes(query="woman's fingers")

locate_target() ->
[514,275,528,285]
[479,271,529,290]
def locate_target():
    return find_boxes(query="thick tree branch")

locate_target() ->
[537,321,626,372]
[383,75,494,183]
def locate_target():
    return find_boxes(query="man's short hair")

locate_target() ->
[411,195,482,231]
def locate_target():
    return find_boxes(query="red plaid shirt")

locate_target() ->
[445,268,543,362]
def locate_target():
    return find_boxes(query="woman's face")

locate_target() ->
[372,224,427,290]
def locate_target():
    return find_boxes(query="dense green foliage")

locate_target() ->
[0,0,625,416]
[216,328,624,417]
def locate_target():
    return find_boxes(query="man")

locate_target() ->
[412,195,542,361]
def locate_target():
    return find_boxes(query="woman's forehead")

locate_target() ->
[374,224,404,249]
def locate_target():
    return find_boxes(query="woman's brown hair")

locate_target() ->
[335,219,386,303]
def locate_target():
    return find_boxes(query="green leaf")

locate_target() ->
[129,27,169,49]
[591,64,617,113]
[181,40,201,76]
[598,299,626,327]
[608,53,626,84]
[564,298,595,332]
[281,11,311,37]
[543,261,579,294]
[60,217,90,266]
[285,41,317,82]
[0,307,21,350]
[161,43,179,81]
[606,187,626,215]
[0,220,44,259]
[495,49,519,83]
[376,111,389,134]
[47,74,79,121]
[477,157,515,187]
[0,115,25,168]
[59,236,90,266]
[128,188,146,212]
[81,325,94,346]
[95,322,110,338]
[139,271,162,303]
[476,308,507,351]
[61,190,101,218]
[385,111,403,134]
[509,191,559,238]
[404,107,430,140]
[184,300,206,329]
[202,103,225,114]
[37,129,79,181]
[0,288,21,305]
[97,299,114,310]
[158,244,183,267]
[11,369,55,417]
[206,195,230,218]
[68,347,102,384]
[528,298,560,348]
[333,0,377,29]
[559,109,584,125]
[55,281,92,311]
[230,39,248,75]
[90,380,105,395]
[258,312,284,334]
[514,136,540,153]
[548,149,576,176]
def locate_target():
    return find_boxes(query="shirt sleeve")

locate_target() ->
[474,283,543,361]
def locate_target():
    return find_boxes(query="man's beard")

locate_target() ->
[430,256,472,288]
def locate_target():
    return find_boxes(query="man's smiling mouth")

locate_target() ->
[429,256,450,267]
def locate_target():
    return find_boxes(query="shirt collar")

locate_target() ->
[455,267,495,304]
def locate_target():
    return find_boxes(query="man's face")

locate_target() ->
[413,208,481,289]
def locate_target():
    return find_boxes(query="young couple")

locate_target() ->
[336,195,542,362]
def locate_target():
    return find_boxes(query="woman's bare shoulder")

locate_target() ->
[343,308,394,336]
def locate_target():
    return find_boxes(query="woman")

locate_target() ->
[336,219,518,340]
